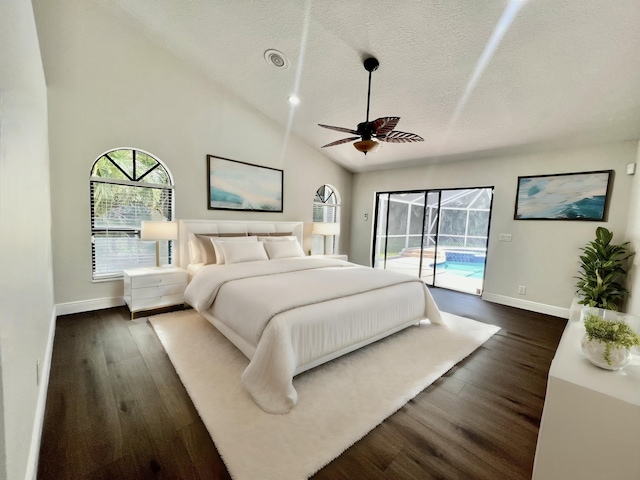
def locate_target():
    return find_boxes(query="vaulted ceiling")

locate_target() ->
[97,0,640,173]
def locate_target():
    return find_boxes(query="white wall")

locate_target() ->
[351,142,637,316]
[623,141,640,316]
[32,0,352,309]
[0,2,55,479]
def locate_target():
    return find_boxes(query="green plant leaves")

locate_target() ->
[595,226,613,245]
[583,312,640,365]
[575,227,633,311]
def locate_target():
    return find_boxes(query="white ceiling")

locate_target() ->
[97,0,640,173]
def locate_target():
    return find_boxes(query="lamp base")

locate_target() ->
[153,241,175,268]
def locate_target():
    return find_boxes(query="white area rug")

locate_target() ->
[150,310,499,480]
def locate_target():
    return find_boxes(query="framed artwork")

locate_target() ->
[207,155,283,212]
[514,170,613,221]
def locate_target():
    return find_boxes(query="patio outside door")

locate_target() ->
[372,187,493,295]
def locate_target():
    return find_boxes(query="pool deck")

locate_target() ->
[380,257,484,295]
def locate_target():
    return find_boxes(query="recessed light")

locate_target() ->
[288,95,300,105]
[264,49,289,69]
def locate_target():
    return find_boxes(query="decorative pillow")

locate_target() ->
[220,241,268,265]
[211,236,258,264]
[264,239,306,259]
[194,233,220,265]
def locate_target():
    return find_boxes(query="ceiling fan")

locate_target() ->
[319,57,424,154]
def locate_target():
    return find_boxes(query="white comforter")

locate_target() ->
[184,257,443,413]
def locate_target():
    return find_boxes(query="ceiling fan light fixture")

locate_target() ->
[318,56,424,154]
[353,139,379,154]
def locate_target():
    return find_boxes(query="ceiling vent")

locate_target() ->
[264,49,289,69]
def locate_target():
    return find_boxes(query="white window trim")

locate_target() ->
[90,148,175,280]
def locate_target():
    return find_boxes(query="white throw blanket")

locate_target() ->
[184,257,443,413]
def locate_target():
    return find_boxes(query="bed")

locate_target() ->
[179,219,443,413]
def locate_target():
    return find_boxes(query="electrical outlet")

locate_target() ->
[364,213,369,221]
[518,285,526,295]
[499,233,512,242]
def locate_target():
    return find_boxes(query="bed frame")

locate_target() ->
[177,218,420,377]
[177,219,304,270]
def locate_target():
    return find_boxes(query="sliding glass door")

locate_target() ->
[373,187,493,295]
[373,192,426,277]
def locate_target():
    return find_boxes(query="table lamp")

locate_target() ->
[312,222,340,254]
[140,221,178,267]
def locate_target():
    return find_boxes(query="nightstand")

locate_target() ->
[123,266,187,319]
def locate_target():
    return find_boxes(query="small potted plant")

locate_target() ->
[581,311,640,370]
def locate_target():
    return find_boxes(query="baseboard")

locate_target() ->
[55,296,125,316]
[25,308,57,480]
[481,293,570,319]
[27,297,126,477]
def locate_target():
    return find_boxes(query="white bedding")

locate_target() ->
[186,262,204,282]
[183,257,443,413]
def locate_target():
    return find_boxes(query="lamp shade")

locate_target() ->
[140,221,178,240]
[312,222,340,236]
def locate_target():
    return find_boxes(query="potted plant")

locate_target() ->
[581,311,640,370]
[575,226,632,311]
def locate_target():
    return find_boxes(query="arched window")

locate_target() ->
[312,185,340,255]
[90,148,174,280]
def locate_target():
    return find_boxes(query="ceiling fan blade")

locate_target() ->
[372,117,400,136]
[321,136,360,148]
[318,124,359,135]
[381,131,424,143]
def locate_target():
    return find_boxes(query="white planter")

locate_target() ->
[580,334,631,370]
[580,307,638,370]
[579,306,625,323]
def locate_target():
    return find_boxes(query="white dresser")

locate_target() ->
[123,266,187,318]
[532,301,640,479]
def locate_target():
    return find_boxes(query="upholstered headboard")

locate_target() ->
[177,219,304,269]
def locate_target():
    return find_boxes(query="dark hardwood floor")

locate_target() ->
[38,289,566,479]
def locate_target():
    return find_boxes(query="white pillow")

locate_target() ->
[257,235,297,242]
[211,236,258,264]
[264,239,306,259]
[188,233,203,264]
[220,241,268,265]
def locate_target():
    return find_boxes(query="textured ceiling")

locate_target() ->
[96,0,640,173]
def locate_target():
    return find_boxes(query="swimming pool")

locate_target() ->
[434,261,485,279]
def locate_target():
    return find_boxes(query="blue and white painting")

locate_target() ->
[514,171,611,220]
[208,156,283,212]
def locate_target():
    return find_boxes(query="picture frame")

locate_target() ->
[207,155,283,212]
[514,170,613,221]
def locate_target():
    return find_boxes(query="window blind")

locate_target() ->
[312,185,340,255]
[90,177,173,279]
